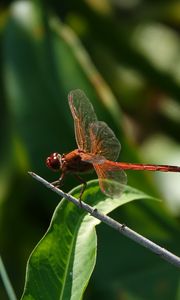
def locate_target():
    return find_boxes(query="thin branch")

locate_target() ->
[28,172,180,268]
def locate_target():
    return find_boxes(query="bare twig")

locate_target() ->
[28,172,180,268]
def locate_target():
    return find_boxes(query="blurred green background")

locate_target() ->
[0,0,180,299]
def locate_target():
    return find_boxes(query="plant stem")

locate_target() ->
[28,172,180,269]
[0,256,17,300]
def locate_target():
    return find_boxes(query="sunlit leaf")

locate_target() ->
[21,180,154,300]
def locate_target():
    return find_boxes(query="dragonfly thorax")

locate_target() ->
[62,149,93,173]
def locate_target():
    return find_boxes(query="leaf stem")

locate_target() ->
[28,172,180,268]
[0,256,17,300]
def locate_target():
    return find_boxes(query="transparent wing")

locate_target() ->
[68,89,97,152]
[90,121,121,161]
[79,152,106,164]
[93,162,127,198]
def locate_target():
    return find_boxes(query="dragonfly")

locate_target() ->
[46,89,180,200]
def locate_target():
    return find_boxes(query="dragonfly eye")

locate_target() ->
[46,152,61,171]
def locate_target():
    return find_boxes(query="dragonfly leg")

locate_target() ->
[74,174,87,206]
[51,172,65,188]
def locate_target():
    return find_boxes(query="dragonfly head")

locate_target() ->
[46,152,62,171]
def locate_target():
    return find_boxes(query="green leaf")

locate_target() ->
[21,180,154,300]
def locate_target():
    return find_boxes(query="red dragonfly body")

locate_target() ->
[46,89,180,198]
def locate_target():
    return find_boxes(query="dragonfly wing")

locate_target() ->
[79,152,106,164]
[68,89,97,152]
[93,162,127,198]
[90,121,121,161]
